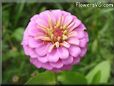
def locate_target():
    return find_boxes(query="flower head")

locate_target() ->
[21,10,89,72]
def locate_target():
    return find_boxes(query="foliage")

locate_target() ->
[25,71,56,85]
[2,2,114,85]
[86,60,111,84]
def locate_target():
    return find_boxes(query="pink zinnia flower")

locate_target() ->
[21,10,89,72]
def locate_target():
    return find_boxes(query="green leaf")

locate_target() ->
[91,71,101,84]
[86,60,111,84]
[100,47,114,60]
[100,8,114,14]
[12,27,24,41]
[57,71,87,85]
[25,71,56,85]
[3,47,19,61]
[92,39,98,53]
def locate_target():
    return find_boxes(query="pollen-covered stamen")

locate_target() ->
[35,36,51,41]
[62,35,68,40]
[52,28,63,43]
[35,15,73,48]
[54,28,63,37]
[55,41,60,48]
[55,15,62,28]
[60,41,70,48]
[43,25,69,45]
[68,31,77,38]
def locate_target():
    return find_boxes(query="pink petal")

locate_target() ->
[75,23,86,31]
[80,47,87,57]
[52,10,62,21]
[23,31,30,39]
[60,65,72,70]
[39,10,51,23]
[69,45,81,57]
[84,32,89,42]
[35,43,51,56]
[42,63,53,70]
[79,38,88,47]
[48,44,55,53]
[60,11,71,26]
[30,14,39,21]
[61,41,70,48]
[69,19,81,32]
[40,10,57,29]
[38,56,48,63]
[29,28,44,37]
[29,48,37,58]
[63,15,73,26]
[51,69,61,72]
[38,13,49,27]
[67,21,75,30]
[23,45,30,56]
[28,38,40,48]
[62,56,73,65]
[52,65,72,72]
[48,12,57,26]
[26,21,40,37]
[21,39,29,45]
[57,47,69,59]
[76,31,85,39]
[35,16,49,28]
[72,57,80,65]
[34,11,50,27]
[47,48,59,62]
[50,60,63,68]
[30,58,42,68]
[68,31,77,38]
[68,37,80,45]
[62,10,71,16]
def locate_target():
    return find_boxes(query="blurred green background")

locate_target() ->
[2,2,114,85]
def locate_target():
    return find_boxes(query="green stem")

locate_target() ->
[54,72,58,85]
